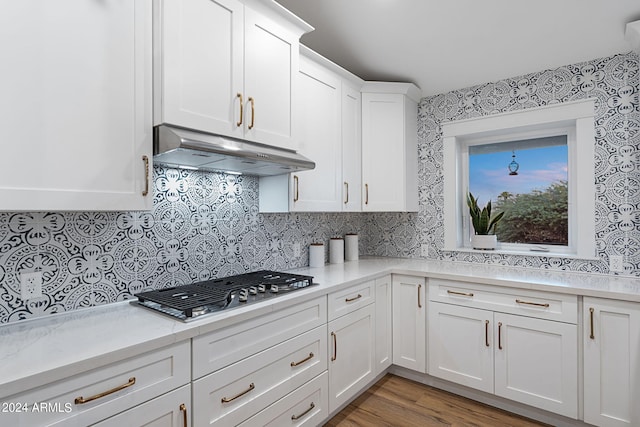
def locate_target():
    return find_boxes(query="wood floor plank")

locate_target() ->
[324,374,550,427]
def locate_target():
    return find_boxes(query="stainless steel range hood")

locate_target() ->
[153,125,315,176]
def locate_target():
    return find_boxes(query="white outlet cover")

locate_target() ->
[21,271,43,300]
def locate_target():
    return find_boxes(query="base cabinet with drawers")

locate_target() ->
[191,296,328,426]
[427,279,578,419]
[1,342,190,427]
[327,281,376,413]
[583,297,640,427]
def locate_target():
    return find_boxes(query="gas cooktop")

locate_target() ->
[133,270,315,321]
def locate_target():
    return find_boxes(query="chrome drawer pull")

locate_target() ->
[291,352,314,367]
[291,402,315,420]
[221,383,255,403]
[74,377,136,404]
[447,290,474,297]
[345,294,362,302]
[515,299,550,308]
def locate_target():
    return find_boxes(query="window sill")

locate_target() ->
[445,246,599,261]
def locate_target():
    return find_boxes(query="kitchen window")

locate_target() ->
[442,99,596,258]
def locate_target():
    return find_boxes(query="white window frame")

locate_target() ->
[442,99,596,259]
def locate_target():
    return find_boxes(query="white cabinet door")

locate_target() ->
[243,7,299,150]
[289,55,342,211]
[361,84,418,212]
[157,0,244,139]
[375,275,392,374]
[341,81,362,212]
[428,302,494,393]
[584,297,640,427]
[328,304,375,412]
[494,312,577,419]
[0,0,152,211]
[392,275,426,372]
[92,385,190,427]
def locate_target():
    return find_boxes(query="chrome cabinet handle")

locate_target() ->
[221,383,255,403]
[418,284,422,308]
[75,377,136,404]
[498,322,503,350]
[291,352,314,367]
[516,299,550,308]
[236,93,243,126]
[293,175,299,202]
[345,294,362,302]
[248,97,255,129]
[291,402,315,420]
[142,156,149,197]
[180,403,188,427]
[589,307,595,340]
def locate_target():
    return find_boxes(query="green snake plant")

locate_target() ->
[466,192,505,235]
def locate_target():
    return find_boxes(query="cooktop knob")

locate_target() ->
[258,284,266,293]
[270,284,279,293]
[249,286,257,295]
[238,288,248,302]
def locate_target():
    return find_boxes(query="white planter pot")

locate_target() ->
[471,234,497,250]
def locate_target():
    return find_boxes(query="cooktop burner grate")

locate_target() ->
[133,270,315,321]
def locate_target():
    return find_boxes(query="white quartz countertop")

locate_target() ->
[1,257,639,399]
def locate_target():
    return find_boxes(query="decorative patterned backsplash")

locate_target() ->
[366,52,639,275]
[0,51,637,324]
[0,169,363,323]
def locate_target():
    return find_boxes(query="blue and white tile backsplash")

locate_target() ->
[0,51,638,324]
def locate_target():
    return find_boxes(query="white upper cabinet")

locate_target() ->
[361,82,420,212]
[259,47,363,212]
[0,0,153,211]
[155,0,311,151]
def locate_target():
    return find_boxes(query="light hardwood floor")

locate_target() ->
[324,374,550,427]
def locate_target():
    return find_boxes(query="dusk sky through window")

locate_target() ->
[469,145,568,205]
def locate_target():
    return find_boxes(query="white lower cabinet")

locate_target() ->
[238,372,329,427]
[2,342,190,427]
[392,275,426,372]
[584,297,640,427]
[428,282,578,419]
[375,275,393,374]
[92,384,191,427]
[328,293,376,412]
[192,325,327,426]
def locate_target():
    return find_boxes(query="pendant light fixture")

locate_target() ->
[508,150,519,175]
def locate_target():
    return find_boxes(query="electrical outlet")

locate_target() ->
[609,255,624,272]
[21,272,43,300]
[293,242,301,258]
[421,244,429,258]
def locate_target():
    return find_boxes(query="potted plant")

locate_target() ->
[467,192,505,250]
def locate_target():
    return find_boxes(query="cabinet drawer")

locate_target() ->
[328,280,374,321]
[237,372,329,427]
[92,384,190,427]
[192,325,327,426]
[193,296,326,379]
[430,279,577,324]
[2,341,190,427]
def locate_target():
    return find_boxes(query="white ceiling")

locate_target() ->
[276,0,640,97]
